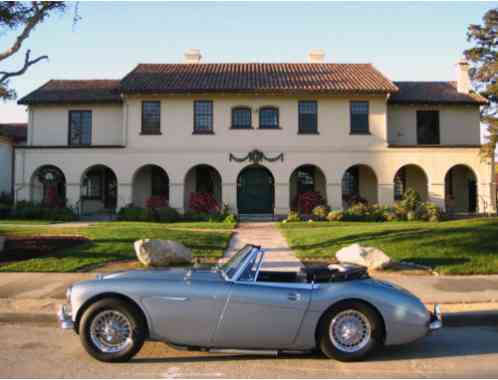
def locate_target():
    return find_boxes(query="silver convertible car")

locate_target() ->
[58,244,442,362]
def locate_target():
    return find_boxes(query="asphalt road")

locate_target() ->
[1,322,498,378]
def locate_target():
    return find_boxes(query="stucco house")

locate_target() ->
[14,49,496,217]
[0,123,27,197]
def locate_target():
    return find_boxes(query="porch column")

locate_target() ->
[378,183,395,206]
[274,182,290,217]
[327,183,342,210]
[169,182,184,213]
[429,182,446,210]
[65,183,80,210]
[117,183,132,210]
[222,182,237,213]
[479,181,496,214]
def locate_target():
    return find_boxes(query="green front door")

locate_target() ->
[238,167,274,214]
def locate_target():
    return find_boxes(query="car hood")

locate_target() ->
[100,266,224,282]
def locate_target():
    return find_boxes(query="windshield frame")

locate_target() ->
[219,244,259,281]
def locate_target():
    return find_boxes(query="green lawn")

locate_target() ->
[0,220,55,225]
[280,218,498,275]
[0,221,234,272]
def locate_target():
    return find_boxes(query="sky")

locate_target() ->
[1,1,497,123]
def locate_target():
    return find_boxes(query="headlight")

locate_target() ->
[66,286,72,303]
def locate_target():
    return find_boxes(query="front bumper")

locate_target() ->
[57,304,74,330]
[428,304,443,331]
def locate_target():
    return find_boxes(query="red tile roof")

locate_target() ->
[389,81,487,105]
[120,63,398,95]
[0,123,27,144]
[18,80,121,105]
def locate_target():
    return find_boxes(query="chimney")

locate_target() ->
[184,49,202,64]
[456,57,471,94]
[308,49,325,63]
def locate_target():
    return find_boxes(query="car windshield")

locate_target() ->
[220,245,255,280]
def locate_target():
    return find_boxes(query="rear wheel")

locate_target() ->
[318,301,383,362]
[79,298,146,362]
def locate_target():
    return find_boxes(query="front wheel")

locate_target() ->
[319,301,383,362]
[79,298,146,362]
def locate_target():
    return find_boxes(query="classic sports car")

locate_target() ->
[58,244,442,363]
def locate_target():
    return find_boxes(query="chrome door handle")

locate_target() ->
[288,292,301,301]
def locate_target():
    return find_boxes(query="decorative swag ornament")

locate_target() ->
[37,166,64,185]
[229,149,284,164]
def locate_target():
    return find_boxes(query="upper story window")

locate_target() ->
[417,110,440,145]
[350,101,369,135]
[231,107,252,129]
[259,106,279,129]
[194,100,213,134]
[141,101,161,134]
[69,110,92,145]
[298,101,318,134]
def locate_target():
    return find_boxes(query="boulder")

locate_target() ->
[335,243,391,270]
[134,239,192,267]
[0,236,5,252]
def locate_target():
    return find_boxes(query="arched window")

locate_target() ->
[231,107,252,129]
[259,107,279,129]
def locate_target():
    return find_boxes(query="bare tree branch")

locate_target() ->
[0,49,47,84]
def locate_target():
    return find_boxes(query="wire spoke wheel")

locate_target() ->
[90,310,133,354]
[329,309,372,353]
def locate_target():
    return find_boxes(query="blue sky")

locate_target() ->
[1,1,496,123]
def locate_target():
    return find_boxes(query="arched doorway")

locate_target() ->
[289,164,326,211]
[81,165,117,214]
[341,164,378,207]
[31,165,66,206]
[237,165,274,214]
[132,165,169,207]
[445,165,478,213]
[184,164,222,212]
[393,164,428,202]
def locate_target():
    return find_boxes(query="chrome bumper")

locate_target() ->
[57,304,74,330]
[429,304,443,331]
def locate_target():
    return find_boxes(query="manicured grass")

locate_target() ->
[0,220,55,225]
[0,221,234,272]
[280,218,498,275]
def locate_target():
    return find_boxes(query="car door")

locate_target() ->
[141,274,232,346]
[213,281,311,349]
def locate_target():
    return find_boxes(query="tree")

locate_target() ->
[464,7,498,158]
[0,2,68,100]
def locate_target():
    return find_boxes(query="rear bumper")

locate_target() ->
[57,304,74,330]
[428,304,443,331]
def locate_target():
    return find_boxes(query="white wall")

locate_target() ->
[0,138,12,195]
[30,104,123,145]
[388,104,481,145]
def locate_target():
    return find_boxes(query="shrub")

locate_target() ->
[416,202,443,222]
[155,206,179,222]
[188,192,220,214]
[0,192,13,206]
[312,205,330,220]
[326,210,344,221]
[286,211,301,222]
[118,205,150,221]
[296,192,323,214]
[10,202,77,221]
[223,214,237,224]
[400,188,421,212]
[406,210,417,221]
[383,210,400,221]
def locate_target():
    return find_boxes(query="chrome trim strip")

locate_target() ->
[57,304,74,330]
[158,296,189,302]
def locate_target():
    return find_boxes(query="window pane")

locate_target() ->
[232,108,251,128]
[194,101,213,132]
[142,101,161,133]
[83,174,101,198]
[81,112,92,145]
[299,101,317,133]
[350,101,369,134]
[260,107,278,128]
[417,111,439,144]
[69,111,92,145]
[69,113,81,145]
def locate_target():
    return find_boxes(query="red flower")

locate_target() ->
[145,196,168,209]
[296,192,323,214]
[188,192,220,213]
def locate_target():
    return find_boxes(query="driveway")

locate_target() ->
[1,322,498,378]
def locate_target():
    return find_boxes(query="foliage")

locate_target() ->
[145,196,168,209]
[399,188,422,212]
[286,210,302,222]
[188,192,220,214]
[296,191,323,214]
[117,205,150,221]
[464,7,498,158]
[326,210,344,221]
[0,192,13,205]
[7,201,76,221]
[0,2,70,99]
[342,194,368,209]
[154,206,180,223]
[311,205,330,220]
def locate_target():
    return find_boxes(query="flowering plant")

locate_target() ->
[188,192,220,213]
[296,191,323,214]
[145,196,168,209]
